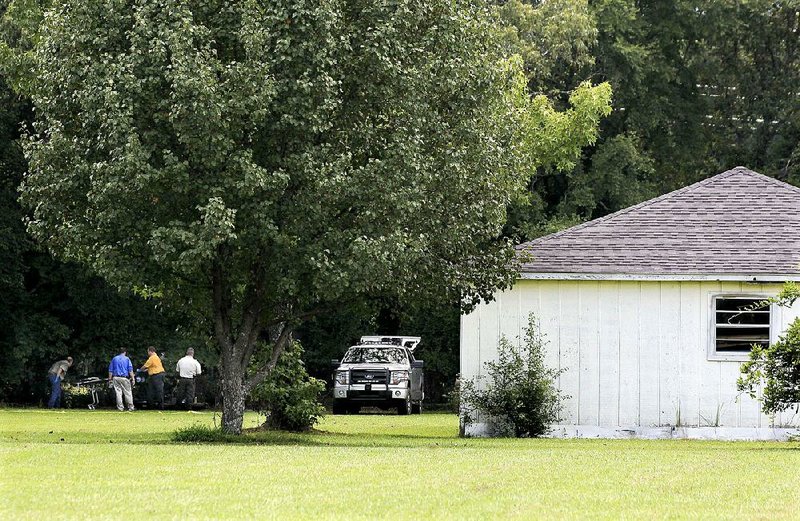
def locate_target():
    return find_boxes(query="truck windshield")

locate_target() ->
[342,347,407,364]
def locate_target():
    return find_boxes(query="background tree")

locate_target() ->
[495,0,597,101]
[0,72,199,401]
[515,0,800,234]
[20,0,610,433]
[304,0,607,391]
[410,0,800,403]
[692,0,800,182]
[7,0,796,411]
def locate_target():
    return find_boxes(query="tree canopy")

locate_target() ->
[19,0,610,432]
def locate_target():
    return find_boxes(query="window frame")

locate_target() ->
[708,293,774,362]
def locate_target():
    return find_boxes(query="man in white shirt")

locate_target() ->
[175,348,202,408]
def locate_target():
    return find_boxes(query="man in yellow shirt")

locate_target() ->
[140,346,165,409]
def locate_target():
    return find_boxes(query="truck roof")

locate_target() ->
[358,335,421,352]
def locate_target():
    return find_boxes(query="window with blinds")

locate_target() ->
[712,296,771,355]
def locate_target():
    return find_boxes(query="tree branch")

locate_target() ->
[244,323,293,392]
[235,264,266,368]
[212,256,234,354]
[261,303,338,329]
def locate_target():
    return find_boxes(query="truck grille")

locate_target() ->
[350,369,387,384]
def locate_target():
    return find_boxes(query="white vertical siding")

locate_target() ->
[698,281,722,426]
[558,283,580,424]
[578,282,601,425]
[618,284,640,426]
[598,282,621,426]
[638,283,661,426]
[477,296,501,379]
[499,288,521,356]
[659,282,682,425]
[678,282,702,426]
[460,279,800,428]
[460,306,481,380]
[537,281,561,383]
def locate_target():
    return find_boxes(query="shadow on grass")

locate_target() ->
[169,426,800,451]
[170,423,475,448]
[5,427,799,450]
[4,408,798,450]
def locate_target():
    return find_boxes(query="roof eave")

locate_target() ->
[518,272,800,282]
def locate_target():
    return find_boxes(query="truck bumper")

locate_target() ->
[333,385,409,402]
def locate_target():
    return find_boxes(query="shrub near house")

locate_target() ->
[739,282,800,414]
[461,314,564,437]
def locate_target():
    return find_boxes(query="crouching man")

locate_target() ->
[46,356,73,408]
[108,348,135,412]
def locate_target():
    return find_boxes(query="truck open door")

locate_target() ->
[410,359,424,411]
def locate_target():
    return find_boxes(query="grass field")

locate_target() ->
[1,409,799,520]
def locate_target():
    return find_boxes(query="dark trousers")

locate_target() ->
[47,374,62,408]
[147,373,165,409]
[175,377,195,407]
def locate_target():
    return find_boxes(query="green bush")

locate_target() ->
[173,424,234,443]
[738,316,800,414]
[248,340,325,432]
[461,314,565,437]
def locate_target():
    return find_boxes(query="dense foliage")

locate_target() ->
[320,0,800,404]
[461,315,564,437]
[408,0,800,404]
[738,319,800,414]
[249,340,325,432]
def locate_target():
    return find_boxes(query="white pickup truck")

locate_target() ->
[331,336,424,415]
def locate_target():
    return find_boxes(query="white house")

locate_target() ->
[461,167,800,440]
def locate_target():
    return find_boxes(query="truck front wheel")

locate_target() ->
[397,396,411,415]
[332,402,347,415]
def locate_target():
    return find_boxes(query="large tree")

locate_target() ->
[20,0,610,433]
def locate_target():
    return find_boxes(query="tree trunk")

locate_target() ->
[221,358,246,434]
[213,256,250,435]
[212,257,290,434]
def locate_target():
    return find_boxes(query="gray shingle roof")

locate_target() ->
[517,167,800,275]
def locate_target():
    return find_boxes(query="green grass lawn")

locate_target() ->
[1,409,799,520]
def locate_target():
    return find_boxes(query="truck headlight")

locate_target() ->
[335,370,349,385]
[390,370,409,385]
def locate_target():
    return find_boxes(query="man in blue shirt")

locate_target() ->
[108,349,135,411]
